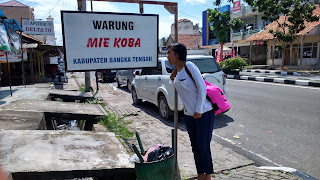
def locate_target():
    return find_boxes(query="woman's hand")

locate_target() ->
[170,68,177,81]
[193,112,202,119]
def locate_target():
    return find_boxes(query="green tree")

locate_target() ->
[214,0,319,68]
[208,8,243,60]
[161,37,168,46]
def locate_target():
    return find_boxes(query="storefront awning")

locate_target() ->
[3,18,22,31]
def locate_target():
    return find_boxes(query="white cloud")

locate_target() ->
[32,0,120,45]
[159,20,172,39]
[184,0,207,5]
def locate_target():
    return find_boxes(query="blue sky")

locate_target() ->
[1,0,228,45]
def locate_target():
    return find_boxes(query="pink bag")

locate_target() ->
[185,64,231,115]
[204,81,230,115]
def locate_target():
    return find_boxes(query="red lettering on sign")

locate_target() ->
[103,38,110,47]
[87,38,98,47]
[87,37,140,48]
[135,38,140,47]
[114,38,121,48]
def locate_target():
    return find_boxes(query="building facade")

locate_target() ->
[230,1,268,64]
[171,18,201,35]
[167,18,204,51]
[0,0,61,86]
[202,1,268,64]
[246,5,320,69]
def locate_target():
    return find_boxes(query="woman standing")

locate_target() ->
[167,43,215,180]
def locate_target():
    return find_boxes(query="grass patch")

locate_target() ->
[86,98,104,106]
[98,112,133,139]
[79,84,85,92]
[71,75,76,78]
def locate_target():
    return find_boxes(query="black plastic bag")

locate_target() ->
[147,146,173,162]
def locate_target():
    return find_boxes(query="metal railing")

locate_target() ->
[231,26,264,37]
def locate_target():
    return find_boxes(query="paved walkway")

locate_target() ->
[69,72,306,180]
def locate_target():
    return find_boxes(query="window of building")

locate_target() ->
[303,43,317,58]
[270,46,283,59]
[286,43,318,58]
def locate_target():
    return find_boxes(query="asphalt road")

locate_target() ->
[214,79,320,178]
[106,77,320,178]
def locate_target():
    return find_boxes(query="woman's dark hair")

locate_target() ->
[167,43,187,61]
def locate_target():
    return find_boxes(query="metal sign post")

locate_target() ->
[75,0,179,178]
[5,52,12,96]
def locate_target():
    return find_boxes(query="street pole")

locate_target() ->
[77,0,91,92]
[6,52,12,96]
[173,4,178,180]
[20,32,25,87]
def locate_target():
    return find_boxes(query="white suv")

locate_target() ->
[131,55,228,119]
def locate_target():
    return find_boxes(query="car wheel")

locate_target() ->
[132,87,142,104]
[127,80,131,91]
[116,77,121,88]
[158,95,171,120]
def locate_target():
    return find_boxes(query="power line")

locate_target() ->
[43,0,62,19]
[178,10,201,21]
[193,1,217,9]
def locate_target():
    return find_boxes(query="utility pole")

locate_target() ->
[78,0,91,92]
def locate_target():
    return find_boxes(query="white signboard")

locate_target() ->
[61,11,158,71]
[22,19,55,35]
[0,50,28,63]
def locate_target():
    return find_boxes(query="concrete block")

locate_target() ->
[0,130,133,179]
[273,78,285,83]
[240,76,249,80]
[295,80,309,86]
[0,110,45,130]
[255,77,265,82]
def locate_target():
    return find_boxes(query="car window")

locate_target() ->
[188,58,220,73]
[165,58,220,73]
[165,60,175,73]
[141,62,161,75]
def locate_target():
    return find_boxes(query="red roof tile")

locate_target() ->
[169,34,202,49]
[22,33,46,44]
[178,18,191,23]
[245,5,320,42]
[0,0,27,7]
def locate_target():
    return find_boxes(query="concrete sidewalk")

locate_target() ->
[0,83,135,180]
[0,73,312,179]
[70,72,308,180]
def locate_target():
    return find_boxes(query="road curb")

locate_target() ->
[227,75,320,87]
[242,69,301,76]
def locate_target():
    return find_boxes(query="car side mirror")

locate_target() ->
[135,71,140,76]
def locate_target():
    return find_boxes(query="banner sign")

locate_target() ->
[254,41,264,45]
[6,26,21,54]
[0,22,10,52]
[61,11,159,71]
[231,42,235,58]
[0,49,27,63]
[216,45,222,63]
[22,19,54,35]
[233,0,241,13]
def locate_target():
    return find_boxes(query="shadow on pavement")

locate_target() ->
[117,86,130,93]
[0,89,17,101]
[53,82,64,89]
[132,101,187,132]
[213,114,234,129]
